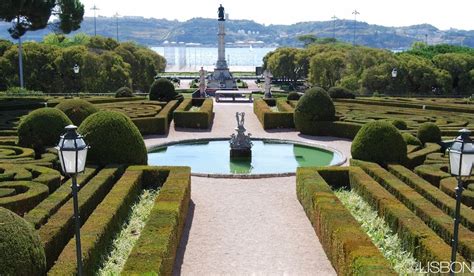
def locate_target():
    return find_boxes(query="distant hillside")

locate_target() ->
[0,16,473,49]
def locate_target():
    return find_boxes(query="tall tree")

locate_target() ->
[0,0,84,88]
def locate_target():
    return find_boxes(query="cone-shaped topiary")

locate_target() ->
[55,99,99,125]
[402,132,422,146]
[78,110,147,165]
[391,119,408,130]
[149,78,177,102]
[18,107,72,152]
[351,121,407,164]
[0,207,46,275]
[417,122,441,144]
[294,87,335,134]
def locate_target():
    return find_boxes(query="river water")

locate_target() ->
[151,46,275,72]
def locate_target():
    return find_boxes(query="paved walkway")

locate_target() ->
[144,101,350,275]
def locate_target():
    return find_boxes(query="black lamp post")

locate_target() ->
[56,125,88,276]
[447,128,474,275]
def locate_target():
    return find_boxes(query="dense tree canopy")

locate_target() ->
[0,34,166,93]
[263,42,474,95]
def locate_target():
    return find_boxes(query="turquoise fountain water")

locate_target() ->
[148,139,344,175]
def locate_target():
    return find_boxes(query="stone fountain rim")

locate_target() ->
[147,137,347,179]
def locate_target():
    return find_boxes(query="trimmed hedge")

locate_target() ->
[25,166,99,229]
[49,167,144,275]
[99,100,179,135]
[253,99,295,129]
[39,165,125,269]
[78,111,147,165]
[352,159,474,262]
[414,163,451,187]
[0,207,46,275]
[296,167,396,275]
[351,121,407,165]
[115,86,134,98]
[391,119,407,130]
[417,122,441,144]
[122,166,191,275]
[174,98,214,129]
[405,142,442,169]
[55,99,99,125]
[348,165,460,265]
[328,87,356,99]
[388,164,474,232]
[440,177,474,208]
[401,133,421,146]
[17,107,72,152]
[149,78,179,102]
[294,87,336,134]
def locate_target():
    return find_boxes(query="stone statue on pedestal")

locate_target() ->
[229,112,252,159]
[218,4,225,21]
[199,66,206,97]
[264,69,273,98]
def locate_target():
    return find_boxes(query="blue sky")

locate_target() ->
[81,0,474,30]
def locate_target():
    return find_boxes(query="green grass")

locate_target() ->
[334,189,422,275]
[189,106,201,112]
[96,188,160,275]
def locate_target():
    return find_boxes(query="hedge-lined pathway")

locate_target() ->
[144,101,349,274]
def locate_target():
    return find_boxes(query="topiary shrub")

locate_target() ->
[115,86,134,98]
[351,121,407,164]
[0,207,46,275]
[149,78,178,102]
[294,87,335,134]
[417,122,441,144]
[402,132,422,146]
[55,99,99,125]
[18,108,72,152]
[78,110,147,165]
[391,119,408,130]
[328,87,356,99]
[287,92,301,101]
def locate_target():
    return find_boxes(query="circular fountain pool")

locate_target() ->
[148,138,345,176]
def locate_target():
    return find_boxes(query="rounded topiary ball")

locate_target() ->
[391,119,408,130]
[402,132,422,146]
[18,108,72,152]
[149,78,177,102]
[78,110,147,165]
[115,87,134,98]
[287,92,301,101]
[0,207,46,275]
[328,87,356,99]
[55,99,99,125]
[417,122,441,144]
[351,121,407,164]
[294,87,335,134]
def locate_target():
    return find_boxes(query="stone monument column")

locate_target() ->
[217,4,228,69]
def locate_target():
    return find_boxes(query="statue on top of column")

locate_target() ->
[218,4,225,21]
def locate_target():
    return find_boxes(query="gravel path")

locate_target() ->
[144,101,349,275]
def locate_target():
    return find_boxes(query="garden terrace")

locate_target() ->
[253,98,295,129]
[173,98,214,129]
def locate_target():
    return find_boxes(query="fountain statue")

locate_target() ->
[229,112,253,159]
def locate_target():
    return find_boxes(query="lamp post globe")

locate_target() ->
[55,124,88,276]
[447,128,474,275]
[73,64,80,74]
[391,68,398,78]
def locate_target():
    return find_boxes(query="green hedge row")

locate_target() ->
[99,100,179,135]
[348,165,458,265]
[24,166,99,229]
[296,167,395,275]
[440,177,474,208]
[173,98,214,129]
[0,164,60,215]
[39,165,125,269]
[414,163,451,187]
[122,166,191,275]
[48,167,144,275]
[405,143,442,169]
[253,99,294,129]
[352,159,474,262]
[388,164,474,231]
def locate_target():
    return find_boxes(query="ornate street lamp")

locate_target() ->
[447,128,474,274]
[56,125,88,276]
[391,68,398,78]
